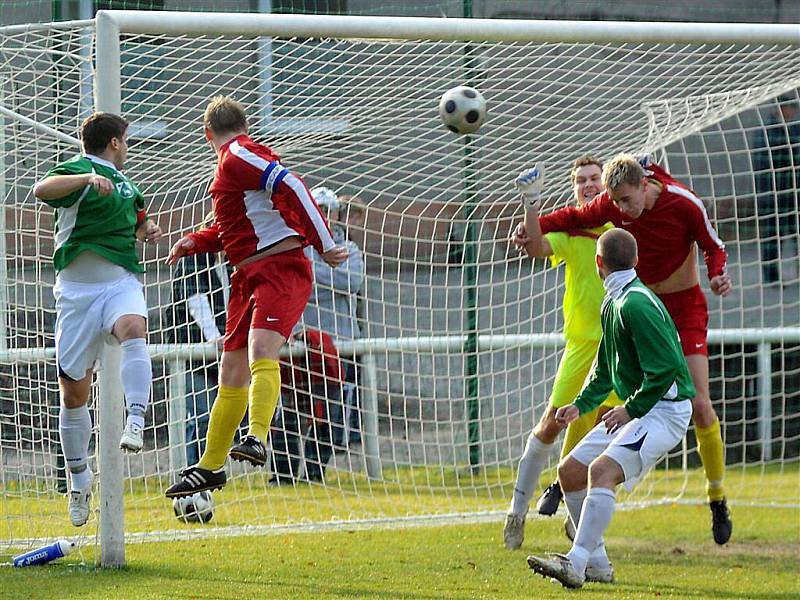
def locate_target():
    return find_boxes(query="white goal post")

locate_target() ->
[1,11,799,568]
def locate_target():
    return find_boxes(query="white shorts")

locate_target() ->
[54,272,147,380]
[569,400,692,491]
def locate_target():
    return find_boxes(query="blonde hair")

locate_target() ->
[204,96,248,135]
[601,153,645,192]
[570,154,603,184]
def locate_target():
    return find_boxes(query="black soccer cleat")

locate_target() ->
[165,465,227,498]
[710,498,733,545]
[536,481,563,516]
[229,435,267,467]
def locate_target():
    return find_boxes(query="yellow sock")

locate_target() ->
[247,358,281,443]
[561,407,600,458]
[696,419,726,502]
[197,385,249,470]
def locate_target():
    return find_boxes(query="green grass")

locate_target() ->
[2,503,798,599]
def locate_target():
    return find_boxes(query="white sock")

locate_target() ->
[59,405,92,491]
[564,488,586,534]
[120,338,151,428]
[568,487,616,575]
[565,488,610,567]
[509,433,552,516]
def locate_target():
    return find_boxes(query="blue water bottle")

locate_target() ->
[13,540,75,567]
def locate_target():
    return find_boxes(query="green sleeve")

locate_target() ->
[573,334,614,414]
[545,231,570,268]
[621,296,681,418]
[134,186,146,213]
[41,158,90,208]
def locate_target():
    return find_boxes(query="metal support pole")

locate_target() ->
[167,359,188,477]
[95,11,125,568]
[361,352,382,479]
[757,342,773,461]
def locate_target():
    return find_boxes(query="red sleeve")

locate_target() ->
[136,210,147,227]
[186,222,224,254]
[687,198,728,279]
[539,193,616,234]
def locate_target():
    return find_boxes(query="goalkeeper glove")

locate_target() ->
[514,165,544,211]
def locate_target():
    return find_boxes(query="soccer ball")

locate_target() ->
[438,86,487,134]
[172,491,214,524]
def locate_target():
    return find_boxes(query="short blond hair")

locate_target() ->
[601,153,645,192]
[204,96,248,135]
[570,154,603,184]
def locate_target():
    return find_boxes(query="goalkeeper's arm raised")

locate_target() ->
[511,164,553,258]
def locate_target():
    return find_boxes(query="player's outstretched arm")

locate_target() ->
[166,236,197,265]
[34,173,113,201]
[511,165,552,258]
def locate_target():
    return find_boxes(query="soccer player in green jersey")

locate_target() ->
[33,112,162,527]
[503,156,622,550]
[527,229,694,589]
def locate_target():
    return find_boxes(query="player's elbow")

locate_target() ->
[32,181,49,200]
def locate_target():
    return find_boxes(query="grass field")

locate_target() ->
[1,465,798,599]
[1,503,798,599]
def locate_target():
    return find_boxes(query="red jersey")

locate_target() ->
[187,135,335,265]
[539,163,727,284]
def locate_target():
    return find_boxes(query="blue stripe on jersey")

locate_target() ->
[259,161,280,191]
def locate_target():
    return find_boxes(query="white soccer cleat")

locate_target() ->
[527,553,585,589]
[119,421,143,454]
[503,513,525,550]
[585,561,615,584]
[68,474,93,528]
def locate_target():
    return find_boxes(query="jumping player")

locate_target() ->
[164,96,348,498]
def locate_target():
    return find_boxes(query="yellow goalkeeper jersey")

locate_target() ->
[545,224,612,342]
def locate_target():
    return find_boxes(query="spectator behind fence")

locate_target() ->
[270,327,344,484]
[751,91,800,285]
[338,194,368,445]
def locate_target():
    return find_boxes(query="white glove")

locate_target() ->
[514,165,544,211]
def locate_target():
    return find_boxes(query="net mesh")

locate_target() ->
[0,18,798,556]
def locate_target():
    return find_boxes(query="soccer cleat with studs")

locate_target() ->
[527,553,585,589]
[165,465,226,498]
[585,561,615,584]
[229,435,267,467]
[535,481,563,516]
[710,498,733,545]
[119,421,144,454]
[68,470,93,528]
[503,513,525,550]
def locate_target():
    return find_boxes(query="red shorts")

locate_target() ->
[657,284,709,356]
[224,248,312,351]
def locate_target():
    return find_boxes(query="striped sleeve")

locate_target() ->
[278,172,336,254]
[668,184,728,279]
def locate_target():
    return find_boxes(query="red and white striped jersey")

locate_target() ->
[540,163,727,285]
[187,135,335,265]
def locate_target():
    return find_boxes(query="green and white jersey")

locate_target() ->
[42,154,145,273]
[574,274,696,419]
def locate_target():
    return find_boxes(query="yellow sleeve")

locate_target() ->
[545,231,571,268]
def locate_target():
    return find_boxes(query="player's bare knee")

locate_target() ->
[588,456,624,489]
[112,315,147,341]
[220,349,250,387]
[249,329,285,361]
[558,457,587,491]
[533,406,562,444]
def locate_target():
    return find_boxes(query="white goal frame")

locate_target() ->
[34,9,795,566]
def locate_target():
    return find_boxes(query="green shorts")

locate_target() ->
[549,338,622,409]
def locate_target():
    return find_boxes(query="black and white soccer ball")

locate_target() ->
[172,490,214,524]
[438,86,487,134]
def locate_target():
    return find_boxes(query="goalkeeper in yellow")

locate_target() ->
[504,156,621,550]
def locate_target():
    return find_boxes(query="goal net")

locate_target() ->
[1,12,798,561]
